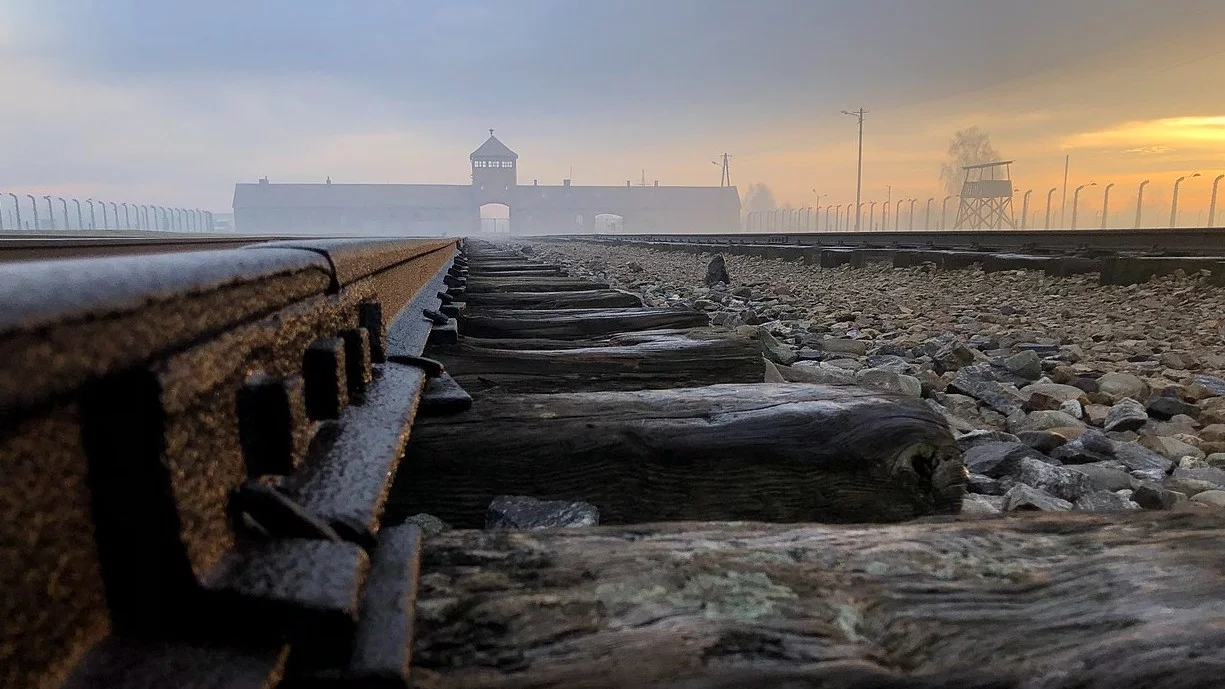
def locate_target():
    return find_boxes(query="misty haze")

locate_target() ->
[4,3,1225,689]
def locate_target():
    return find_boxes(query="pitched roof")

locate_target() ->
[470,132,518,160]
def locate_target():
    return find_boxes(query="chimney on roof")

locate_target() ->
[654,180,659,187]
[626,181,631,187]
[563,179,571,188]
[258,177,269,186]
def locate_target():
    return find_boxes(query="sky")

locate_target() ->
[1,0,1224,227]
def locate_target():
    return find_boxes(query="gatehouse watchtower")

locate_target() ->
[470,129,518,203]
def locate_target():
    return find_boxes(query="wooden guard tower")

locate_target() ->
[953,160,1016,230]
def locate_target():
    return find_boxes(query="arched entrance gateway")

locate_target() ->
[594,213,624,232]
[479,203,511,234]
[232,131,741,235]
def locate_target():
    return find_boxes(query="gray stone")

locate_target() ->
[486,495,600,530]
[1200,424,1225,442]
[795,347,823,361]
[1191,490,1225,508]
[1074,490,1141,512]
[759,330,798,366]
[1130,468,1168,483]
[963,441,1050,478]
[790,361,856,385]
[948,369,1025,415]
[1171,467,1225,488]
[1011,410,1084,433]
[1112,442,1175,474]
[866,354,913,374]
[1097,372,1149,403]
[956,429,1022,452]
[1067,464,1134,492]
[1139,434,1205,462]
[1003,350,1043,380]
[933,340,977,374]
[962,362,1035,388]
[1009,457,1092,502]
[961,494,1002,517]
[1162,477,1219,497]
[1148,415,1199,437]
[1048,439,1113,465]
[1179,456,1210,470]
[1059,399,1084,419]
[705,254,731,287]
[1145,396,1201,420]
[967,473,1005,496]
[855,368,922,397]
[1192,374,1225,397]
[403,513,451,537]
[1080,429,1116,456]
[1130,482,1183,511]
[1021,383,1089,404]
[1023,392,1063,412]
[819,338,869,356]
[1084,404,1111,426]
[872,343,914,358]
[1159,352,1187,370]
[1016,430,1068,453]
[1002,484,1074,512]
[1104,398,1149,433]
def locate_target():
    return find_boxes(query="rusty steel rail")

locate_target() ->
[0,234,317,262]
[0,236,465,688]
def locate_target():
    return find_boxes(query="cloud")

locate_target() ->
[1123,145,1176,155]
[1067,116,1225,151]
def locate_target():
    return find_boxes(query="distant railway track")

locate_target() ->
[540,228,1225,286]
[548,227,1225,256]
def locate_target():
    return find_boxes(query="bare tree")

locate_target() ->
[939,127,1001,197]
[741,183,777,215]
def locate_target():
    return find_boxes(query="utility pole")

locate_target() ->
[712,153,733,187]
[842,108,867,231]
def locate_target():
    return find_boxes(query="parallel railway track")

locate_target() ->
[544,228,1225,286]
[554,227,1225,255]
[4,233,1225,687]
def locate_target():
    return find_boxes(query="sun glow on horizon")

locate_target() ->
[1068,115,1225,151]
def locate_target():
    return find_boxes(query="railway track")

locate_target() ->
[3,235,1225,688]
[550,228,1225,285]
[561,227,1225,255]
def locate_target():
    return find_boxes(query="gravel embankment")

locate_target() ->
[519,240,1225,515]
